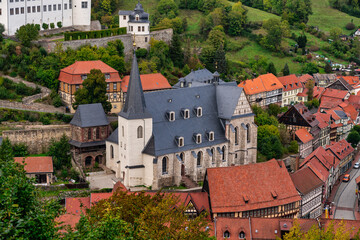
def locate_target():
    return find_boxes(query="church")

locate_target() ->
[105,53,258,190]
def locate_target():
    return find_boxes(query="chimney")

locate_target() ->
[295,156,300,171]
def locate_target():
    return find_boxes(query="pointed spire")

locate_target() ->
[119,52,151,119]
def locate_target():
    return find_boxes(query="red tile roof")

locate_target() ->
[214,217,360,240]
[301,146,337,170]
[59,60,121,85]
[14,156,53,173]
[206,159,301,214]
[313,112,331,129]
[291,166,323,195]
[56,213,81,232]
[319,97,343,110]
[121,73,171,93]
[295,128,313,144]
[297,86,324,99]
[347,95,360,111]
[322,88,349,100]
[340,104,358,122]
[65,197,90,215]
[278,74,303,92]
[238,73,283,95]
[306,160,329,183]
[336,76,360,85]
[298,74,314,83]
[326,139,354,161]
[90,192,113,204]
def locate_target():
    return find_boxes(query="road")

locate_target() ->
[334,164,360,220]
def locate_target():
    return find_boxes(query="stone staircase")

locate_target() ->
[181,175,198,189]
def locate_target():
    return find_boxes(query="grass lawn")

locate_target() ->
[180,9,203,35]
[226,40,303,74]
[245,6,280,22]
[308,0,360,34]
[118,0,157,14]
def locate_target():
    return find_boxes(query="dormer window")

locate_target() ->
[167,111,175,121]
[81,74,87,80]
[182,109,190,119]
[208,131,214,141]
[194,134,202,144]
[176,136,184,147]
[195,107,202,117]
[105,73,110,79]
[135,14,139,21]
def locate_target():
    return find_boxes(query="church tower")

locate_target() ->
[118,51,153,188]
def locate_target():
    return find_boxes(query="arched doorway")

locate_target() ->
[85,156,92,166]
[95,155,103,165]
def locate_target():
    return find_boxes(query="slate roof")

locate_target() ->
[14,156,53,173]
[205,159,301,213]
[291,166,323,195]
[121,73,171,93]
[69,139,106,148]
[118,10,132,15]
[142,84,246,156]
[128,2,149,23]
[70,103,109,128]
[294,103,319,128]
[119,53,152,120]
[107,128,118,144]
[173,69,224,88]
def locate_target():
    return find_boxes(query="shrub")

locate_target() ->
[42,23,49,30]
[35,24,41,31]
[40,116,51,125]
[50,23,55,29]
[136,48,148,58]
[346,22,356,30]
[9,71,17,77]
[57,21,62,28]
[52,94,63,107]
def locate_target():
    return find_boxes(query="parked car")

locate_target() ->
[343,174,350,182]
[354,162,360,169]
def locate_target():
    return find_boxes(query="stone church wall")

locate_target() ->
[3,125,71,154]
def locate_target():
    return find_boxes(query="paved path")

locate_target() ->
[86,171,119,190]
[334,158,360,220]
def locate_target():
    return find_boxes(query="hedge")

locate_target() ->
[64,27,127,41]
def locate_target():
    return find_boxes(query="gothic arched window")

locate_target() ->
[222,146,226,161]
[235,127,239,145]
[197,151,202,166]
[162,157,168,174]
[246,124,250,143]
[137,126,143,138]
[110,145,114,159]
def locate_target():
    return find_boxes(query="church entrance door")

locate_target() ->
[181,164,185,176]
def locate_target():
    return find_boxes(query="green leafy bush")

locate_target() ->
[57,21,62,28]
[50,23,55,29]
[42,23,49,30]
[9,72,17,77]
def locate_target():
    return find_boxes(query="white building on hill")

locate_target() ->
[0,0,91,35]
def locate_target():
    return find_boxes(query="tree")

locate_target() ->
[48,134,71,171]
[64,190,213,239]
[266,62,277,76]
[73,69,112,113]
[0,23,5,42]
[283,63,290,76]
[259,135,283,159]
[288,140,299,153]
[325,62,332,73]
[157,0,179,18]
[347,130,360,148]
[0,138,61,239]
[226,2,247,36]
[302,62,319,75]
[261,18,290,51]
[296,34,307,54]
[255,112,279,126]
[169,34,184,68]
[258,125,280,141]
[12,143,29,157]
[305,79,314,101]
[15,24,39,47]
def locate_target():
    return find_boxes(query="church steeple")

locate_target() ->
[119,52,151,119]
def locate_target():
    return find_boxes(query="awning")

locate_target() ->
[206,149,213,157]
[191,151,197,158]
[176,154,182,162]
[217,147,223,155]
[229,124,235,133]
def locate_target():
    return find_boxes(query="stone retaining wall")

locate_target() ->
[3,125,71,154]
[0,100,66,113]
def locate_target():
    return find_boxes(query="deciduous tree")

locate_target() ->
[72,69,112,113]
[15,24,39,47]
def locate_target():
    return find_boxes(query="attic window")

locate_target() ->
[295,83,298,86]
[243,195,249,203]
[271,83,276,86]
[182,109,190,119]
[208,131,214,141]
[194,134,202,144]
[176,136,184,147]
[195,107,202,117]
[135,14,139,21]
[81,74,87,80]
[167,111,175,122]
[271,190,278,199]
[105,73,110,79]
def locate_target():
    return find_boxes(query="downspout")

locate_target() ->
[249,217,253,240]
[214,216,216,238]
